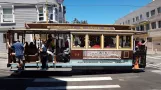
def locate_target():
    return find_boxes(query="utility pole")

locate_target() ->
[46,0,48,23]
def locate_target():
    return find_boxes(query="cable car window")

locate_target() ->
[88,35,101,48]
[72,34,85,48]
[119,35,131,48]
[104,35,116,48]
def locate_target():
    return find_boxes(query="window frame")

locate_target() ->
[0,5,15,23]
[136,16,139,21]
[151,9,155,16]
[146,23,150,30]
[118,35,133,50]
[71,33,133,50]
[157,7,161,14]
[36,5,56,22]
[37,5,45,21]
[151,22,156,29]
[140,14,142,20]
[87,34,102,49]
[71,34,86,49]
[133,18,135,22]
[103,34,117,50]
[146,12,149,18]
[158,21,161,28]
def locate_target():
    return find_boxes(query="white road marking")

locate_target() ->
[154,56,161,58]
[146,62,161,68]
[151,70,161,75]
[26,85,121,90]
[147,56,161,59]
[34,77,112,82]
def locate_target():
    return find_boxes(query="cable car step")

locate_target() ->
[10,68,72,71]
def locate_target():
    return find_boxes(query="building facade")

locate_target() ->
[115,0,161,52]
[0,0,66,53]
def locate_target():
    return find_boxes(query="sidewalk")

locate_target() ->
[0,53,8,69]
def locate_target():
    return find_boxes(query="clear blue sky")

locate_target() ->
[64,0,152,24]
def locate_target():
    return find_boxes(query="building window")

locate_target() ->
[133,18,135,22]
[128,20,130,24]
[136,16,139,21]
[37,5,55,21]
[3,33,7,43]
[125,21,128,24]
[59,4,62,12]
[1,7,14,23]
[48,6,53,21]
[55,8,58,14]
[140,14,142,20]
[158,21,161,28]
[151,22,156,29]
[151,9,155,16]
[136,26,139,31]
[157,7,161,14]
[146,24,150,30]
[146,12,149,17]
[140,25,144,31]
[38,7,44,21]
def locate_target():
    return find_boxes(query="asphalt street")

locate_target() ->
[0,54,161,90]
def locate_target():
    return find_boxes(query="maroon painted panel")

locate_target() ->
[121,51,133,59]
[71,50,83,59]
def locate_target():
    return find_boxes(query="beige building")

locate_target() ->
[115,0,161,52]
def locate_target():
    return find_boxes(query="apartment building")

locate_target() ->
[115,0,161,51]
[0,0,66,53]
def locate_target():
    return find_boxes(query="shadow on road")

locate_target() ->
[0,69,144,90]
[0,69,144,78]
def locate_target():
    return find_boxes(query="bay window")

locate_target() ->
[1,5,14,23]
[37,5,56,22]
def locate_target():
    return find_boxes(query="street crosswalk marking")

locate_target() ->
[146,63,161,69]
[147,56,161,59]
[26,76,121,90]
[26,85,121,90]
[34,77,112,82]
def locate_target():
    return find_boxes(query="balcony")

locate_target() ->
[132,18,150,26]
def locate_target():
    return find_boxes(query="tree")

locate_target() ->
[71,18,88,24]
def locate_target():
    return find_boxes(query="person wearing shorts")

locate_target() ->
[7,41,25,70]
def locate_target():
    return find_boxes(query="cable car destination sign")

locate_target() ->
[47,26,115,30]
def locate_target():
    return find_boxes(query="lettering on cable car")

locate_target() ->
[48,26,115,30]
[83,51,121,59]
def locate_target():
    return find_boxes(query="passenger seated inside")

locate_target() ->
[57,36,70,63]
[92,41,101,48]
[119,36,131,48]
[89,35,101,48]
[104,36,116,48]
[72,35,85,48]
[28,42,38,55]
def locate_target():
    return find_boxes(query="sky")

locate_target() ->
[64,0,152,24]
